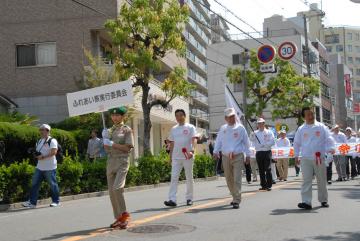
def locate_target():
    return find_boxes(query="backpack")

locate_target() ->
[47,138,64,162]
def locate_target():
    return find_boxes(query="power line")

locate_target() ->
[69,0,108,17]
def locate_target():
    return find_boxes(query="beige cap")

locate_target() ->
[257,118,265,123]
[224,108,236,117]
[39,124,51,131]
[332,124,339,130]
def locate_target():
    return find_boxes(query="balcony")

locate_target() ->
[190,108,209,122]
[188,67,207,90]
[191,90,208,106]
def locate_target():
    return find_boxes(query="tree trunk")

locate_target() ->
[141,84,152,155]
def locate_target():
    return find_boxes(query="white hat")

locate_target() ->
[224,108,236,117]
[279,129,287,134]
[39,124,51,131]
[257,118,265,123]
[332,124,339,130]
[345,127,352,131]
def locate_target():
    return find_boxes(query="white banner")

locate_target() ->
[225,85,244,123]
[67,81,134,117]
[249,143,360,159]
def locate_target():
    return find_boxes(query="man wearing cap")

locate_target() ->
[252,118,275,191]
[294,107,335,210]
[102,106,134,229]
[164,109,197,207]
[345,127,358,180]
[331,124,347,181]
[213,108,251,209]
[22,124,60,208]
[275,129,291,181]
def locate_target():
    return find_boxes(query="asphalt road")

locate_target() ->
[0,169,359,241]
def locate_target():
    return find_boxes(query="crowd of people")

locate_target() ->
[20,105,360,229]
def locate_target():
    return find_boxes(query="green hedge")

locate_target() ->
[0,122,77,165]
[0,153,215,204]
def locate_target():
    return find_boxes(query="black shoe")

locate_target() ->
[298,202,312,210]
[267,188,272,191]
[232,203,239,209]
[283,179,287,181]
[186,200,193,206]
[259,187,267,191]
[164,200,177,207]
[321,202,329,208]
[327,181,332,185]
[247,181,251,184]
[336,178,343,182]
[272,181,276,184]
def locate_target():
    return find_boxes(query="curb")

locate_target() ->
[0,176,219,212]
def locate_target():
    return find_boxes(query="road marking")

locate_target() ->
[61,181,299,241]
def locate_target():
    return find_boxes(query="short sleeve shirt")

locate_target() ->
[109,124,134,158]
[36,137,58,171]
[169,123,197,160]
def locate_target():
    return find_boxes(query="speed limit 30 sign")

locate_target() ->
[278,42,297,60]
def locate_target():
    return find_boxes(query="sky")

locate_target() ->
[208,0,360,35]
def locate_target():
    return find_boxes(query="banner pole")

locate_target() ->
[101,112,106,129]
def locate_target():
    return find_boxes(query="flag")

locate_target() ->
[224,85,244,123]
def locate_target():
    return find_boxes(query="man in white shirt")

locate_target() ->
[294,107,335,210]
[345,127,358,179]
[87,129,102,161]
[23,124,60,208]
[252,118,275,191]
[213,108,251,209]
[275,129,291,181]
[164,109,197,207]
[331,124,347,181]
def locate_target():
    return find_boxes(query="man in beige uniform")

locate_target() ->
[102,106,134,229]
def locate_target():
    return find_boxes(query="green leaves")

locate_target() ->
[227,50,320,125]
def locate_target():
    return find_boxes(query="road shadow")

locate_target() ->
[282,231,360,241]
[185,204,233,214]
[131,197,227,214]
[327,187,360,200]
[270,206,322,215]
[40,227,110,240]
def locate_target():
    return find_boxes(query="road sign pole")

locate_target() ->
[101,112,106,129]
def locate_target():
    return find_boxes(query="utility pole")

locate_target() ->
[240,50,250,131]
[303,15,312,78]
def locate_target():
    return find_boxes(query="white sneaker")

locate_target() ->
[22,201,36,209]
[50,202,60,207]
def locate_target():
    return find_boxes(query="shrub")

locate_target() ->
[126,165,141,187]
[57,156,83,194]
[194,154,215,178]
[0,122,77,165]
[80,159,107,193]
[137,150,171,184]
[0,160,34,203]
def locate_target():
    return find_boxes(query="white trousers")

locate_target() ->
[271,162,277,181]
[300,158,328,205]
[168,159,194,202]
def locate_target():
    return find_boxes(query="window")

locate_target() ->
[321,83,330,99]
[232,54,240,65]
[356,46,360,53]
[357,69,360,76]
[357,80,360,87]
[322,108,331,124]
[348,57,353,64]
[16,42,56,67]
[315,106,321,122]
[348,45,353,52]
[356,33,360,41]
[354,92,360,101]
[336,45,343,52]
[326,46,332,52]
[351,68,354,75]
[356,58,360,64]
[325,34,340,44]
[347,33,353,40]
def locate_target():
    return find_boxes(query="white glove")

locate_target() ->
[103,139,114,147]
[102,129,109,139]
